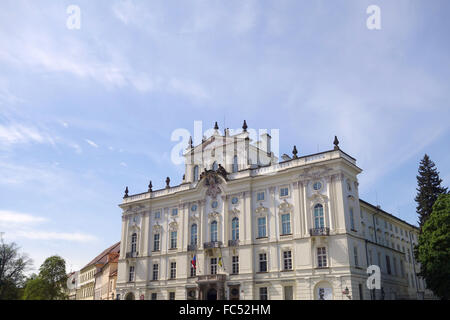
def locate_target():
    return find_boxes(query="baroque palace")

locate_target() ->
[115,121,433,300]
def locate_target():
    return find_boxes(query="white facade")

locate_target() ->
[116,123,433,300]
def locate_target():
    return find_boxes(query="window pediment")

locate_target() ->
[255,204,268,216]
[278,199,293,213]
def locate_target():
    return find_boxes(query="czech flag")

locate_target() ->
[191,255,197,269]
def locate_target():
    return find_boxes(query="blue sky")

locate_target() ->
[0,0,449,273]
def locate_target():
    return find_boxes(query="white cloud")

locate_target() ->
[0,123,53,146]
[85,139,99,148]
[0,210,47,224]
[13,231,97,243]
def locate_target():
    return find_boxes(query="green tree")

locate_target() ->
[415,194,450,299]
[22,276,52,300]
[38,255,68,300]
[0,237,33,299]
[22,255,68,300]
[415,154,447,228]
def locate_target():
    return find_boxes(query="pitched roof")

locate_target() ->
[82,241,120,270]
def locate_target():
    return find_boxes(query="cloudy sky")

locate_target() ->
[0,0,449,273]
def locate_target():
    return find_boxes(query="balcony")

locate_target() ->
[309,227,330,236]
[126,251,138,258]
[228,239,239,247]
[203,241,223,249]
[187,244,197,251]
[197,274,226,283]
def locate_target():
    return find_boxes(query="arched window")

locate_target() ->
[190,224,197,246]
[212,161,218,171]
[193,165,199,181]
[231,217,239,240]
[131,233,137,253]
[232,156,238,173]
[210,221,218,242]
[314,204,324,228]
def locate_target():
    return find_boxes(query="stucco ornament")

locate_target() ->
[204,172,222,199]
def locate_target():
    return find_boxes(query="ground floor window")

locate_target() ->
[232,256,239,274]
[151,292,157,300]
[259,287,268,300]
[317,247,327,267]
[284,286,293,300]
[210,258,217,275]
[169,292,175,300]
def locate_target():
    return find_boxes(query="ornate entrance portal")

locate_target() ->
[207,288,217,300]
[197,274,226,300]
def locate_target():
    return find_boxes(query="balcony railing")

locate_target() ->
[187,244,197,251]
[203,241,223,249]
[309,227,330,236]
[126,251,138,258]
[197,274,226,282]
[228,239,239,247]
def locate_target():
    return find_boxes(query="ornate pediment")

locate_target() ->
[278,199,293,213]
[153,224,162,233]
[169,221,178,231]
[200,171,225,199]
[208,211,220,220]
[229,207,240,217]
[255,203,268,216]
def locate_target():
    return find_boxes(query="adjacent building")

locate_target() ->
[115,121,433,300]
[76,242,120,300]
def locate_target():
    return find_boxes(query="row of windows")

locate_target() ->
[137,248,327,283]
[149,206,326,251]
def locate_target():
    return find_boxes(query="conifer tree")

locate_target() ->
[415,154,447,228]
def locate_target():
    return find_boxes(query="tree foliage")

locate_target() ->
[416,194,450,299]
[22,255,68,300]
[0,238,33,299]
[415,154,448,228]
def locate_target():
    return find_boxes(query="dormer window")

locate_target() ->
[232,156,238,173]
[193,166,199,181]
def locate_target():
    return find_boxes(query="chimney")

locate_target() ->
[260,133,271,155]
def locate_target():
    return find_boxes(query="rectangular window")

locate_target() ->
[377,252,382,271]
[169,292,175,300]
[153,233,160,251]
[393,257,398,275]
[386,255,391,275]
[170,231,177,249]
[358,283,364,300]
[284,286,293,300]
[350,208,355,230]
[259,253,267,272]
[354,246,359,267]
[317,247,327,268]
[170,262,176,279]
[152,264,159,281]
[283,251,292,270]
[232,256,239,274]
[210,258,217,275]
[257,192,265,201]
[259,287,268,300]
[151,293,157,300]
[172,208,178,216]
[257,217,267,238]
[368,250,373,265]
[129,266,135,282]
[280,187,289,197]
[190,264,196,277]
[155,211,161,219]
[400,259,405,277]
[407,249,411,263]
[281,214,291,235]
